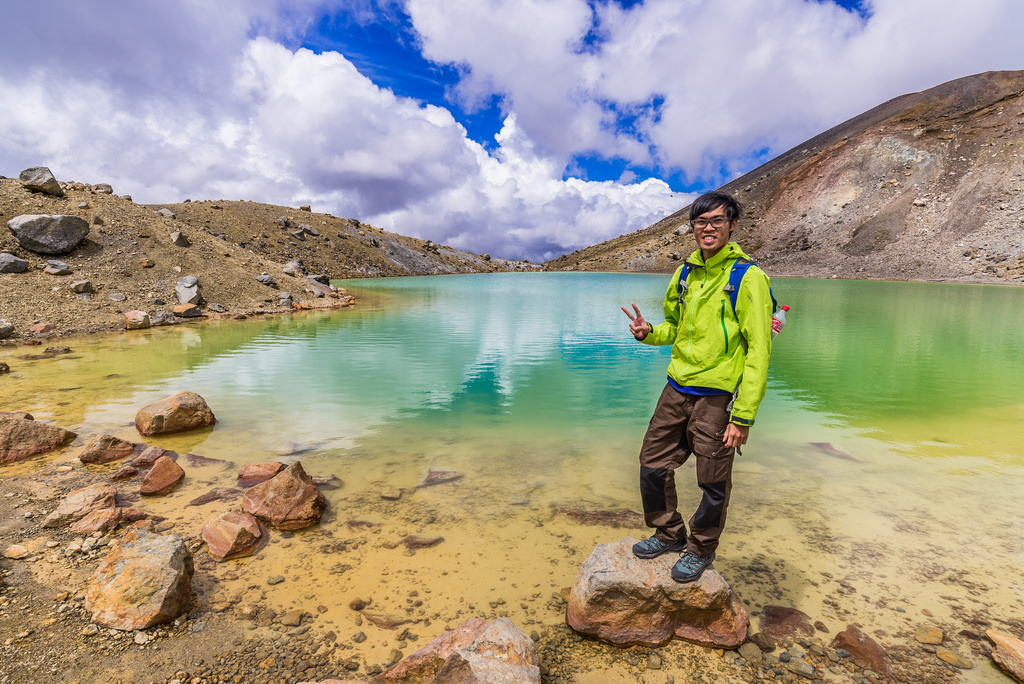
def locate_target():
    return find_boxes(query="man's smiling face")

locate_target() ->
[691,204,733,259]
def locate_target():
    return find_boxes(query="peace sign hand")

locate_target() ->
[621,303,651,341]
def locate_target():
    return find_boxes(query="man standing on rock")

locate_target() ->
[621,191,773,583]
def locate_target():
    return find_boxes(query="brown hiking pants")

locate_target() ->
[638,384,735,557]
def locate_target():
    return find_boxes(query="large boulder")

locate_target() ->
[0,414,77,464]
[565,537,748,648]
[241,462,326,530]
[84,529,193,630]
[139,455,185,495]
[201,511,267,561]
[174,275,202,305]
[19,166,64,196]
[383,617,540,683]
[831,624,892,679]
[42,482,117,528]
[7,214,89,254]
[78,433,141,464]
[0,253,29,273]
[135,391,216,436]
[987,631,1024,683]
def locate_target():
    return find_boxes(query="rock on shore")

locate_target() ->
[84,528,194,630]
[0,413,77,464]
[382,617,540,683]
[565,537,748,648]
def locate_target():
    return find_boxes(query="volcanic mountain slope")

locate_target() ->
[547,70,1024,284]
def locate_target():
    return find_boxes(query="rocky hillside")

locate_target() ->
[0,175,534,340]
[547,70,1024,284]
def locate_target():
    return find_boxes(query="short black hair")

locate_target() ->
[689,192,742,223]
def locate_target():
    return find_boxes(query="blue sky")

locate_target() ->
[1,0,1021,261]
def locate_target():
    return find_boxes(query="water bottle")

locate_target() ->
[771,305,790,338]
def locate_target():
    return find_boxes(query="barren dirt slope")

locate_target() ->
[548,70,1024,284]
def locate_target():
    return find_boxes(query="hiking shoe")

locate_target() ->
[632,535,687,559]
[671,551,716,583]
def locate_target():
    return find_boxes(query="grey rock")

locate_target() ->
[299,224,319,237]
[108,293,126,302]
[78,202,89,209]
[19,166,64,196]
[92,183,113,194]
[289,230,305,242]
[71,280,95,294]
[275,216,292,229]
[92,216,104,225]
[739,641,764,664]
[283,259,306,276]
[0,253,29,273]
[299,204,311,212]
[786,659,815,678]
[7,215,90,255]
[256,274,278,288]
[175,276,201,305]
[150,311,176,326]
[45,259,72,275]
[170,231,190,247]
[157,208,175,219]
[0,319,13,339]
[207,303,227,313]
[308,274,330,285]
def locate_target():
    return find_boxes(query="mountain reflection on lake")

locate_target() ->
[3,273,1023,678]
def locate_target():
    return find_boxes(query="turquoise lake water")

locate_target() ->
[2,272,1023,677]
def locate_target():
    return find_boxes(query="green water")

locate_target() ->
[2,273,1023,679]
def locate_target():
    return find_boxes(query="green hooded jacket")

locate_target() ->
[642,242,773,426]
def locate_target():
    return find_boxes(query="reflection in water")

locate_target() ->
[2,273,1023,679]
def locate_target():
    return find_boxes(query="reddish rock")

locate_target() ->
[831,624,892,679]
[241,461,327,530]
[28,323,54,336]
[238,461,287,487]
[201,511,267,561]
[135,392,216,436]
[130,445,176,468]
[124,310,151,330]
[71,507,122,534]
[172,303,203,318]
[0,414,77,464]
[185,452,228,467]
[140,456,185,495]
[78,433,141,464]
[85,529,193,630]
[186,487,242,507]
[565,537,748,648]
[988,631,1024,683]
[121,508,149,522]
[383,617,540,683]
[110,464,139,481]
[759,605,816,645]
[42,482,117,528]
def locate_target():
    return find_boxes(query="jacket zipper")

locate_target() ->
[720,300,729,354]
